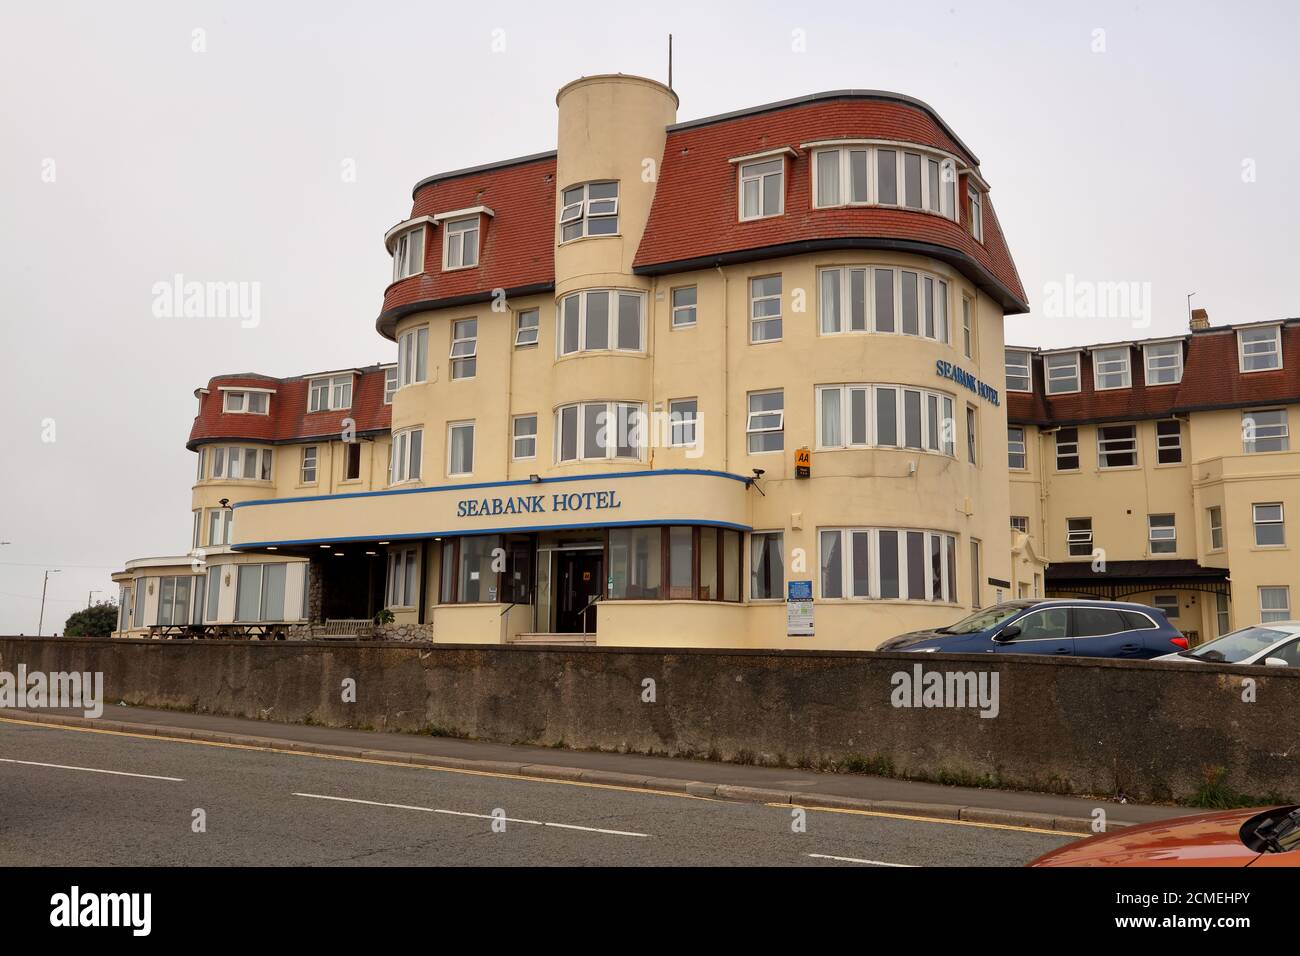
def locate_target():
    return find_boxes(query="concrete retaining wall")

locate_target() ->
[1,637,1295,802]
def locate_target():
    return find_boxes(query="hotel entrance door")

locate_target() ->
[555,549,602,634]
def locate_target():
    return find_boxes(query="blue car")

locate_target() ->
[877,599,1187,659]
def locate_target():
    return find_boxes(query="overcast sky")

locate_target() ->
[1,0,1296,633]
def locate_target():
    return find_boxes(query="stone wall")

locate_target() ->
[1,637,1296,802]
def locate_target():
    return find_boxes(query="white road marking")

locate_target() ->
[293,792,651,838]
[0,756,183,782]
[807,852,916,867]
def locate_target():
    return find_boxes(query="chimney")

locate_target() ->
[1190,308,1210,331]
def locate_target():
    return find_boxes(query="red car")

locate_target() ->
[1030,806,1300,867]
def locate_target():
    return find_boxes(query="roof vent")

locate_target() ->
[1190,307,1210,331]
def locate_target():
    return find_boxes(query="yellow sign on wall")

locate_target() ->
[795,447,811,479]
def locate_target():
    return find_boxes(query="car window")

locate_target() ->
[1074,607,1127,637]
[1267,639,1300,667]
[1188,626,1293,663]
[1013,608,1069,641]
[1121,610,1159,630]
[942,603,1029,635]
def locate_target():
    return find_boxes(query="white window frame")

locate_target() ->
[383,367,398,405]
[1066,518,1093,557]
[556,290,646,356]
[1260,585,1291,624]
[559,181,619,242]
[1208,506,1224,551]
[442,216,479,271]
[749,275,782,343]
[667,398,699,448]
[738,158,785,220]
[447,421,475,477]
[1148,514,1177,554]
[967,185,983,241]
[818,526,958,603]
[391,224,426,282]
[390,427,423,484]
[1143,341,1184,385]
[1238,326,1282,373]
[746,390,784,454]
[207,507,233,547]
[308,374,353,412]
[671,286,698,328]
[512,414,537,461]
[1092,347,1132,390]
[1045,352,1080,395]
[1253,502,1285,548]
[966,405,978,464]
[961,296,975,359]
[300,446,318,484]
[1055,427,1080,471]
[1008,426,1026,470]
[1153,594,1180,619]
[1005,350,1032,391]
[514,309,539,347]
[749,531,785,601]
[1098,423,1138,469]
[450,318,477,380]
[386,548,419,609]
[808,145,957,221]
[815,383,955,456]
[1010,516,1029,534]
[818,266,949,344]
[554,402,646,463]
[397,326,428,389]
[221,389,270,415]
[1243,408,1290,453]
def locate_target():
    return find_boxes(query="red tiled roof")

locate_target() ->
[633,98,1027,311]
[187,367,392,449]
[377,154,557,338]
[1007,322,1300,425]
[375,94,1028,332]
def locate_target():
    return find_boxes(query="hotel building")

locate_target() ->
[115,75,1028,648]
[1010,309,1300,644]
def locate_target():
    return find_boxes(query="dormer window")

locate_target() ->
[967,185,983,242]
[221,389,270,414]
[738,157,785,220]
[808,144,956,219]
[1044,352,1080,394]
[1144,341,1184,385]
[308,374,353,412]
[1092,347,1132,390]
[1004,350,1032,392]
[390,224,425,282]
[559,181,618,241]
[1239,325,1282,372]
[442,216,479,270]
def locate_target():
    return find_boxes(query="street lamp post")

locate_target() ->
[38,569,61,636]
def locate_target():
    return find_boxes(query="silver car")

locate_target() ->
[1153,622,1300,667]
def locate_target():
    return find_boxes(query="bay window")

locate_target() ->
[819,266,948,342]
[555,401,645,462]
[557,290,644,355]
[235,563,286,622]
[820,527,958,602]
[605,526,743,602]
[816,384,954,455]
[811,145,957,219]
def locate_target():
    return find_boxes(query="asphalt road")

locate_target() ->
[0,719,1077,866]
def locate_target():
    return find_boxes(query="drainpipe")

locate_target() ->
[715,265,729,472]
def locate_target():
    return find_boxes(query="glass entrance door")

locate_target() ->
[554,549,603,634]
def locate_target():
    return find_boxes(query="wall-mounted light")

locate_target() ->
[529,474,542,484]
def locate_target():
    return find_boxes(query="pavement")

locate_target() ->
[0,702,1190,853]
